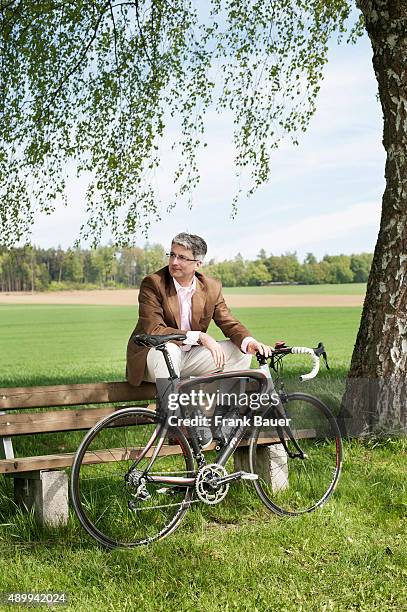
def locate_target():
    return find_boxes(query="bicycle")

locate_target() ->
[71,334,342,548]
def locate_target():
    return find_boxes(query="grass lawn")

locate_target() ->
[0,305,360,385]
[0,441,405,611]
[0,304,405,611]
[223,283,367,295]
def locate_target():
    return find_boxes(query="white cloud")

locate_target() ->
[208,201,381,261]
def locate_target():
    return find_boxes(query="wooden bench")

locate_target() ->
[0,381,290,526]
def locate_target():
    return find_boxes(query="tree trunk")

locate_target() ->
[342,0,407,436]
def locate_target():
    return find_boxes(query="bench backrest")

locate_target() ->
[0,382,156,471]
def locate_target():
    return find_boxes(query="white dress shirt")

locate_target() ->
[172,277,253,353]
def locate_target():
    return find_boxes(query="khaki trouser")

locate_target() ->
[144,340,252,382]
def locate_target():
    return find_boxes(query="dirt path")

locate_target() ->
[0,289,364,307]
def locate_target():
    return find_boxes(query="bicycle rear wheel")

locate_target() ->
[71,407,195,548]
[250,393,342,515]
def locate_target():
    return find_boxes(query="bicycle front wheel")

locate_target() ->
[71,407,195,548]
[250,393,342,515]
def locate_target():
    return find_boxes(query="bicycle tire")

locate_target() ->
[249,393,342,515]
[71,407,195,548]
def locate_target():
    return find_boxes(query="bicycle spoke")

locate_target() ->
[251,393,342,515]
[71,408,195,548]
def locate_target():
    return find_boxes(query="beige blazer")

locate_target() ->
[126,266,251,386]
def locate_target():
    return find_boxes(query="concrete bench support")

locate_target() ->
[234,443,289,492]
[14,470,69,527]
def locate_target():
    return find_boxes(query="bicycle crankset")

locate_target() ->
[195,465,258,505]
[195,464,230,505]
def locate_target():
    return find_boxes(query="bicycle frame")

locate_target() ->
[70,337,339,548]
[126,360,302,487]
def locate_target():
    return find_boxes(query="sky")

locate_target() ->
[30,32,385,263]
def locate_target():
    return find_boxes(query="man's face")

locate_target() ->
[168,242,201,285]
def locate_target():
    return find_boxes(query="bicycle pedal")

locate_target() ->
[240,472,259,481]
[215,470,258,487]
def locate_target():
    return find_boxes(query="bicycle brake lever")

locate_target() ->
[314,342,330,370]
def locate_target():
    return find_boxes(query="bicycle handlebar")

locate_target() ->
[291,346,321,381]
[257,341,329,381]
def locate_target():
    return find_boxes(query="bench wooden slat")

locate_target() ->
[0,429,316,474]
[0,381,156,410]
[1,441,211,474]
[0,433,319,475]
[0,444,186,473]
[0,405,156,436]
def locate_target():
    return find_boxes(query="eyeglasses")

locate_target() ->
[166,251,200,263]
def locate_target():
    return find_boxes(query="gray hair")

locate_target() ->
[172,233,207,261]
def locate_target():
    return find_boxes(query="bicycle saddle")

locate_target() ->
[133,333,187,347]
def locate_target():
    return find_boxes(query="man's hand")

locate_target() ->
[246,339,273,357]
[199,332,226,369]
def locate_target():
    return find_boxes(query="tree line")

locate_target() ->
[0,245,372,292]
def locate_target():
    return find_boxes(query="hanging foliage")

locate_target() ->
[0,0,354,246]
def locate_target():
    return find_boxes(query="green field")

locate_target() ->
[0,304,405,611]
[0,304,360,386]
[223,283,366,295]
